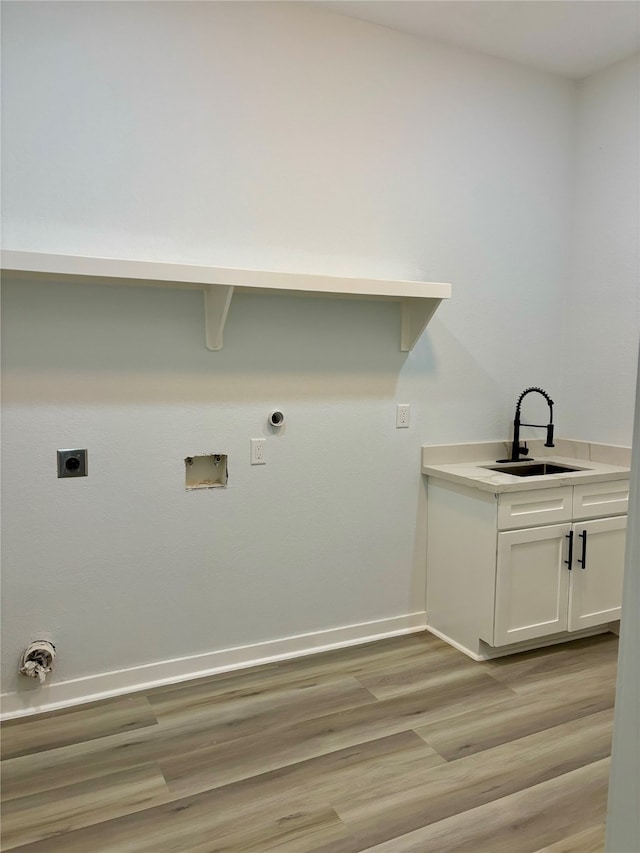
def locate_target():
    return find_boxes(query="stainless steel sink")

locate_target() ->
[483,462,587,477]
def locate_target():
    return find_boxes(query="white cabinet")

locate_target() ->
[494,515,627,646]
[425,477,629,659]
[494,523,571,646]
[573,480,630,520]
[497,486,573,530]
[567,515,627,631]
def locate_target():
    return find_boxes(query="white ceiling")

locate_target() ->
[314,1,640,79]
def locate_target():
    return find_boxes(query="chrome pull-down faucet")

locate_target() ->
[510,386,555,462]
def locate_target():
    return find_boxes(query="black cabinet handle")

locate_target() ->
[565,530,573,570]
[579,530,587,569]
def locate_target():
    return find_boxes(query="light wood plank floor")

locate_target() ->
[0,631,619,852]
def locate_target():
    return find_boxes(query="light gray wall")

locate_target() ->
[569,55,640,848]
[605,345,640,852]
[562,55,640,446]
[0,0,600,698]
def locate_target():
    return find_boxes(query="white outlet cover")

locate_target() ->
[396,404,410,428]
[251,438,266,464]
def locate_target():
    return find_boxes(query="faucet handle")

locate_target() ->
[518,443,529,457]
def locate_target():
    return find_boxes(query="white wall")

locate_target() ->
[605,344,640,852]
[562,55,640,445]
[589,59,640,853]
[0,1,577,702]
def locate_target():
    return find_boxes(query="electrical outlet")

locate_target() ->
[396,404,410,428]
[250,438,266,465]
[57,448,88,478]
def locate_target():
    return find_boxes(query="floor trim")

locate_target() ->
[0,612,427,720]
[424,624,485,660]
[425,623,611,661]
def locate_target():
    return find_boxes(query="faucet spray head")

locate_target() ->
[545,423,555,447]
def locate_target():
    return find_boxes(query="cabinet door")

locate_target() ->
[568,515,627,631]
[494,524,571,646]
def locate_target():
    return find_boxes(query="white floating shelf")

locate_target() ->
[0,250,451,351]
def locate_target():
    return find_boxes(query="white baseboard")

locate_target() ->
[426,622,612,662]
[424,624,485,660]
[0,612,427,720]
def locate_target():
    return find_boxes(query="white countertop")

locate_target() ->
[421,439,631,494]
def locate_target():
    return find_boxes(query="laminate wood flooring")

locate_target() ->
[0,631,620,852]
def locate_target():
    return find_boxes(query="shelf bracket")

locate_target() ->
[204,284,234,351]
[400,297,442,351]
